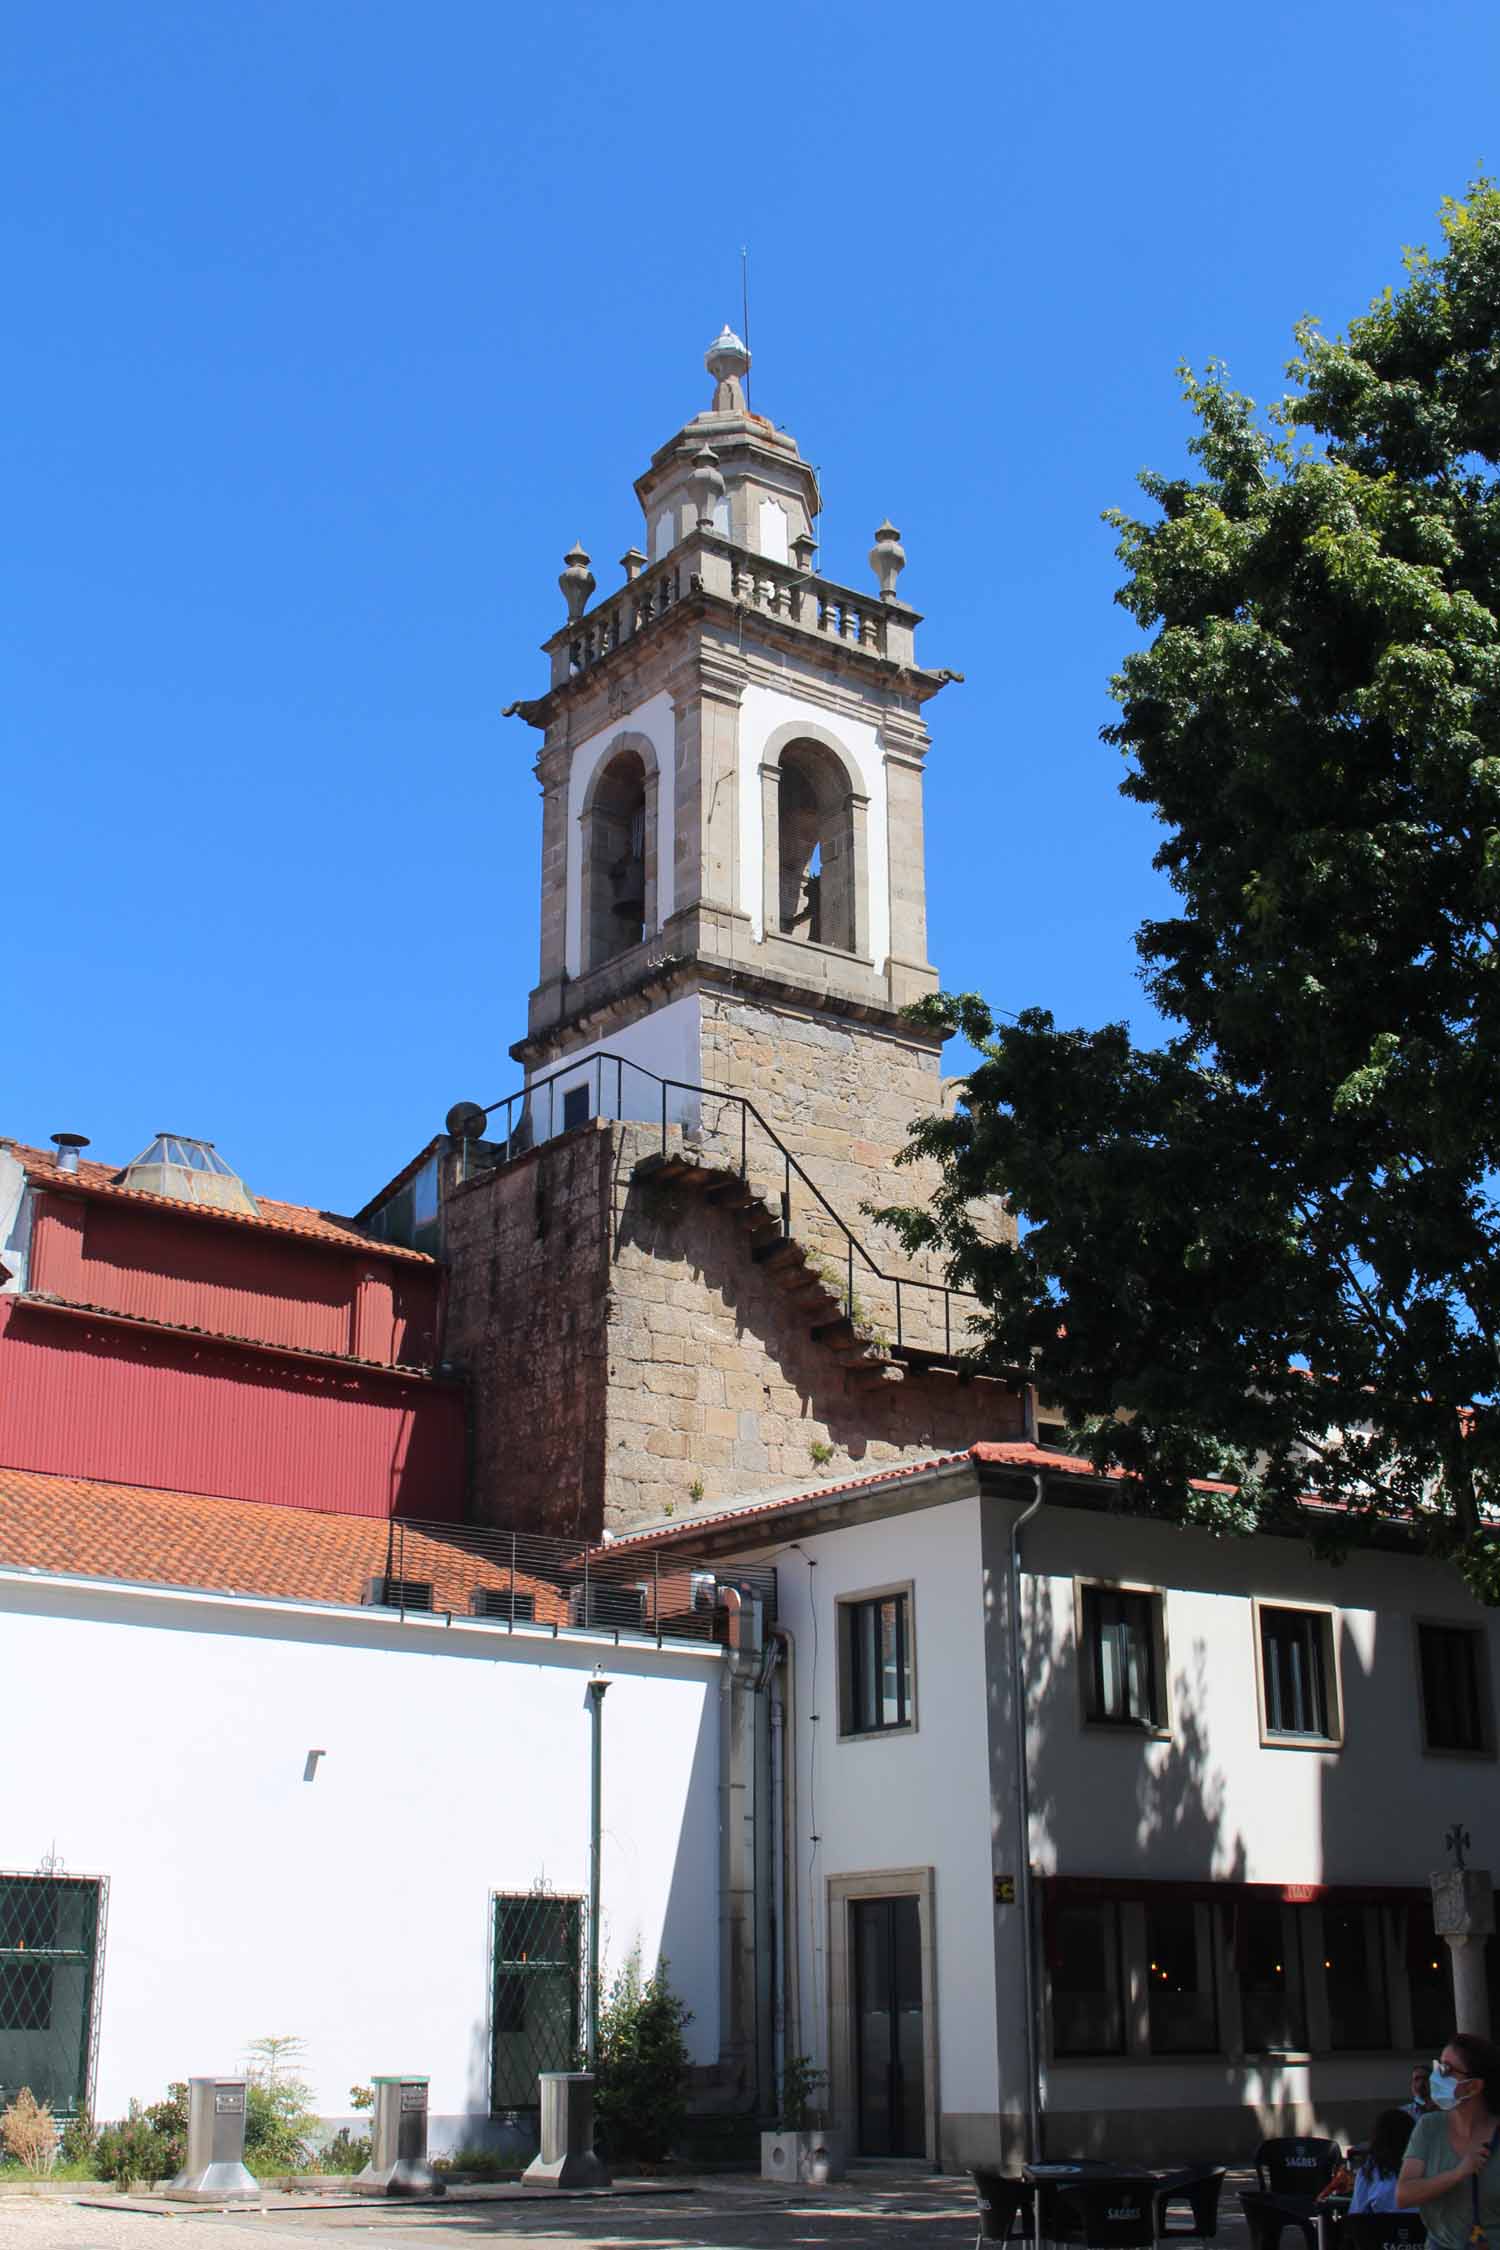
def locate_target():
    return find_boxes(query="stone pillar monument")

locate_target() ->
[1431,1824,1493,2037]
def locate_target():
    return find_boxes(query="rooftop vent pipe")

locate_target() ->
[50,1133,89,1175]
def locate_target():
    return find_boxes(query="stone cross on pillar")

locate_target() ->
[1432,1824,1493,2037]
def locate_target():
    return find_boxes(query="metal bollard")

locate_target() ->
[521,2070,611,2189]
[352,2076,445,2198]
[164,2077,259,2201]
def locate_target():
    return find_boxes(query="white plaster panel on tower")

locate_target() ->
[737,682,890,965]
[565,691,677,977]
[757,498,789,563]
[525,995,705,1140]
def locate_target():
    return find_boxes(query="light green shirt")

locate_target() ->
[1405,2112,1500,2250]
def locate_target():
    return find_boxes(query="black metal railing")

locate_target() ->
[375,1514,776,1646]
[462,1049,980,1358]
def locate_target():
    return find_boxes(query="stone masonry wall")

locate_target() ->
[442,1120,1024,1540]
[441,1125,612,1538]
[603,1122,1022,1534]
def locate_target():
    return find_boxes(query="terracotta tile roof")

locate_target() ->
[3,1142,435,1264]
[600,1450,977,1552]
[0,1471,568,1617]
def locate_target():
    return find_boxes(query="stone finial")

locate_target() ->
[792,532,818,575]
[619,546,647,584]
[690,444,726,530]
[870,520,906,602]
[559,540,596,622]
[706,325,751,414]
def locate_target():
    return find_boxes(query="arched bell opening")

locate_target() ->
[776,739,856,953]
[582,747,650,971]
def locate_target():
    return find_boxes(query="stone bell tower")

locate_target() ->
[505,327,957,1235]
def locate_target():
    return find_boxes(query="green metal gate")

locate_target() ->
[0,1875,106,2117]
[490,1892,583,2111]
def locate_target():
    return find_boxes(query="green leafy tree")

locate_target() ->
[592,1954,691,2162]
[880,182,1500,1598]
[242,2034,317,2174]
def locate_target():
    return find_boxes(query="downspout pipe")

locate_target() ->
[1009,1470,1045,2163]
[586,1677,610,2068]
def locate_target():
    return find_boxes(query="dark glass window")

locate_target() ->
[1082,1586,1161,1727]
[562,1085,591,1132]
[1418,1625,1487,1753]
[376,1578,432,1612]
[1240,1898,1309,2051]
[1324,1904,1390,2050]
[491,1893,582,2112]
[1261,1609,1332,1738]
[1051,1901,1125,2057]
[0,1876,103,2115]
[1147,1900,1218,2053]
[1409,1911,1452,2053]
[843,1593,913,1734]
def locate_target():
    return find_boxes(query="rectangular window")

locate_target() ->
[561,1085,591,1132]
[473,1589,536,1622]
[1409,1910,1452,2053]
[1418,1624,1490,1754]
[1050,1900,1125,2057]
[491,1892,583,2113]
[1081,1585,1163,1729]
[1260,1607,1336,1741]
[839,1591,914,1736]
[1324,1903,1390,2049]
[1239,1897,1309,2052]
[1146,1900,1218,2053]
[0,1876,104,2116]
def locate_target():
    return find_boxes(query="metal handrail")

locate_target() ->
[464,1050,979,1355]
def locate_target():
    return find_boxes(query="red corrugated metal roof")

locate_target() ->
[4,1141,435,1263]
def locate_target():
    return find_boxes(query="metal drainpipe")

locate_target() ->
[768,1624,800,2078]
[1010,1470,1045,2163]
[585,1677,610,2069]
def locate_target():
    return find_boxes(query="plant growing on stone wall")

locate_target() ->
[688,1477,705,1503]
[1,2087,58,2173]
[593,1952,692,2163]
[807,1440,834,1470]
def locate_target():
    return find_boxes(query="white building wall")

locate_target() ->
[0,1573,722,2135]
[524,995,704,1140]
[736,683,891,966]
[770,1496,1000,2144]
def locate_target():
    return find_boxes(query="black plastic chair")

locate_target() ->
[1256,2140,1342,2196]
[1239,2187,1322,2250]
[1046,2175,1157,2250]
[1338,2216,1424,2250]
[1154,2165,1227,2245]
[972,2170,1034,2248]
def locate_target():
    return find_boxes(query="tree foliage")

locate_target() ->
[592,1954,691,2162]
[880,183,1500,1598]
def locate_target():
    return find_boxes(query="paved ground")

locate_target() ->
[0,2173,982,2250]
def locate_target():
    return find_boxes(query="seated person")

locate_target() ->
[1350,2110,1417,2214]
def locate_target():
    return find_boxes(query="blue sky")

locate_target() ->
[7,2,1495,1213]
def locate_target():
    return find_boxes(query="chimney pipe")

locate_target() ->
[50,1133,89,1176]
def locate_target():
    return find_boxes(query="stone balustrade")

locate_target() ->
[549,534,917,686]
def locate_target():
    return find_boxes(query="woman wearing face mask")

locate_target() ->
[1396,2035,1500,2247]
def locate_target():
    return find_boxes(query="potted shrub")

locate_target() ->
[760,2057,844,2184]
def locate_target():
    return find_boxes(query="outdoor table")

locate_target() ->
[1023,2159,1159,2250]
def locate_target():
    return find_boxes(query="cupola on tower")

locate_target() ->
[505,329,957,1232]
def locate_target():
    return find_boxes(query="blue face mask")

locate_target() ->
[1430,2067,1467,2110]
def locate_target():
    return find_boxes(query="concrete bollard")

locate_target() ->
[522,2071,611,2189]
[163,2078,259,2202]
[352,2076,445,2197]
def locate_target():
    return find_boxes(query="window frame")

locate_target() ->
[836,1583,918,1741]
[1046,1895,1129,2060]
[1253,1599,1343,1750]
[1413,1617,1495,1760]
[1074,1577,1171,1738]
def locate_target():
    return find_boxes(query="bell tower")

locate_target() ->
[505,328,957,1226]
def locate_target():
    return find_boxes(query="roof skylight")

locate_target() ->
[118,1135,260,1216]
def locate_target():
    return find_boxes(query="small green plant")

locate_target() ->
[94,2103,174,2189]
[349,2083,374,2113]
[434,2146,523,2180]
[593,1952,692,2163]
[807,1439,834,1469]
[242,2035,317,2174]
[313,2127,371,2174]
[688,1477,705,1503]
[58,2107,97,2169]
[775,2054,827,2132]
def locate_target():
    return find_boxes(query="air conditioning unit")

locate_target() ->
[362,1576,434,1612]
[690,1572,718,1613]
[571,1583,647,1630]
[471,1588,536,1622]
